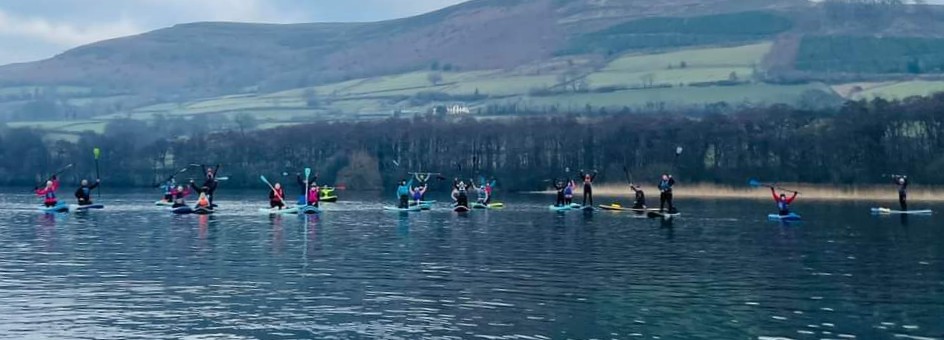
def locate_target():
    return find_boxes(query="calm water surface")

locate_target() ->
[0,190,941,339]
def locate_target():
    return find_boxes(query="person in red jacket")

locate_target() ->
[269,183,286,209]
[35,176,60,207]
[772,187,798,216]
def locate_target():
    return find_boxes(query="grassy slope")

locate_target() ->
[0,41,889,139]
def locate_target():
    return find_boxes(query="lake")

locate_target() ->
[0,189,941,339]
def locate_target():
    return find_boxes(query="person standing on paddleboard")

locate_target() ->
[454,180,470,208]
[552,179,567,207]
[771,187,798,216]
[893,175,909,211]
[201,164,221,206]
[35,176,61,207]
[269,183,286,210]
[658,174,676,213]
[74,179,101,206]
[631,185,647,210]
[484,178,496,204]
[578,170,598,207]
[397,179,414,209]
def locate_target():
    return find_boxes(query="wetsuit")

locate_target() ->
[553,181,566,207]
[658,177,676,213]
[269,188,285,209]
[35,178,60,207]
[579,171,597,206]
[456,188,470,208]
[74,181,100,205]
[201,164,221,205]
[772,188,798,216]
[631,186,646,210]
[397,179,414,208]
[897,177,909,211]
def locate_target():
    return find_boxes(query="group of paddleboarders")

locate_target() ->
[34,176,102,208]
[31,163,923,218]
[264,173,321,210]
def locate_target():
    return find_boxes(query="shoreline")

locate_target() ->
[524,183,944,202]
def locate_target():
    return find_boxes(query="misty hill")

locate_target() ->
[6,0,944,137]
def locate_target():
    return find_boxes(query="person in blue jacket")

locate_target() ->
[396,178,414,208]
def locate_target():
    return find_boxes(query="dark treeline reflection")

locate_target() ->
[2,94,944,191]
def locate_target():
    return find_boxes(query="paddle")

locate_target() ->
[93,147,102,198]
[260,175,285,203]
[748,179,800,194]
[622,166,633,186]
[51,163,74,180]
[35,163,73,191]
[304,168,312,206]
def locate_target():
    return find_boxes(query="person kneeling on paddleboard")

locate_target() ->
[160,179,176,203]
[35,177,60,207]
[631,185,646,210]
[564,180,576,205]
[472,181,489,205]
[396,179,413,209]
[269,183,286,209]
[893,175,909,211]
[658,174,676,213]
[771,187,798,216]
[171,185,191,208]
[196,192,211,209]
[74,179,101,206]
[189,181,213,210]
[411,184,427,206]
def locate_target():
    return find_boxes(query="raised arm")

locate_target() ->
[786,191,798,204]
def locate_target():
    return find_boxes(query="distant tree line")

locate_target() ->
[3,94,944,191]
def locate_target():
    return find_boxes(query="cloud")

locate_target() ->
[0,0,470,65]
[0,9,140,46]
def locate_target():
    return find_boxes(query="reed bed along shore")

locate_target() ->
[527,183,944,202]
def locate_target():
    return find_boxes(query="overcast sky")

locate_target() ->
[0,0,469,66]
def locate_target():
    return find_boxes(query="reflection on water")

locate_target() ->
[0,191,941,339]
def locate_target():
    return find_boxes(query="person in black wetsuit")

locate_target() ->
[893,175,909,211]
[201,164,221,206]
[74,179,101,205]
[553,179,567,207]
[578,170,598,207]
[658,173,676,213]
[451,179,470,208]
[630,185,646,210]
